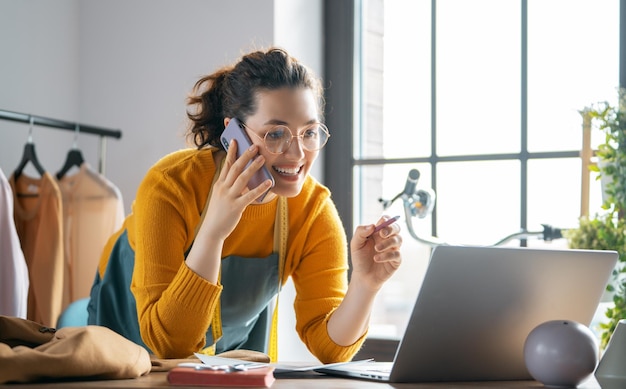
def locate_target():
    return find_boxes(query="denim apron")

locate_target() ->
[203,194,288,358]
[88,160,287,360]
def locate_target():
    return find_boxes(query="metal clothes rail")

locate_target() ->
[0,109,122,175]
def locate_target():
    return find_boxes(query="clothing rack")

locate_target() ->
[0,109,122,175]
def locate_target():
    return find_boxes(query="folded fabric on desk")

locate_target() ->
[0,315,151,384]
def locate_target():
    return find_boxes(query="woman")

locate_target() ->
[87,47,403,363]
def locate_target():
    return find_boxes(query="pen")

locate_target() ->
[367,215,400,238]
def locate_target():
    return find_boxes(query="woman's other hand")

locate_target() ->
[350,216,403,291]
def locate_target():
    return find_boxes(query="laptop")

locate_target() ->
[316,245,617,383]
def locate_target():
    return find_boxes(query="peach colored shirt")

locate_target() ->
[57,163,124,307]
[10,172,63,327]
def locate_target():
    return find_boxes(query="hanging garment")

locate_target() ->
[56,163,124,308]
[0,168,29,318]
[10,172,64,327]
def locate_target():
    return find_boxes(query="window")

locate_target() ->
[324,0,620,339]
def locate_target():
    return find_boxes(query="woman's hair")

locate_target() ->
[185,47,324,149]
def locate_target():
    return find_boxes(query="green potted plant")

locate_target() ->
[566,214,626,349]
[587,90,626,213]
[566,89,626,349]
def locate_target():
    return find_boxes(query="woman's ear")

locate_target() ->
[223,117,231,128]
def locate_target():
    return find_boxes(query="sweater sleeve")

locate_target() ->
[288,190,367,363]
[130,151,222,358]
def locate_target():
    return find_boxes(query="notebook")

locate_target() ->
[316,245,617,383]
[168,366,275,387]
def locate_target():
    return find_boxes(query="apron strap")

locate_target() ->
[197,152,288,362]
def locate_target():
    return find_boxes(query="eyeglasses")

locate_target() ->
[241,122,330,154]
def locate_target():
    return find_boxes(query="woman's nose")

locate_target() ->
[284,136,305,159]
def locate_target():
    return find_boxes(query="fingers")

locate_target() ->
[241,175,273,202]
[219,137,239,180]
[373,232,402,261]
[363,216,402,263]
[359,216,399,241]
[220,140,272,201]
[369,216,400,239]
[373,244,402,264]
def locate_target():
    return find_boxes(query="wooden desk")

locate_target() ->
[0,371,601,388]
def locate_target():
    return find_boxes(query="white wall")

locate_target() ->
[77,0,277,213]
[0,0,81,177]
[0,0,323,362]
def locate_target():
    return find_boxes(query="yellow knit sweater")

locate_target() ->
[96,148,365,362]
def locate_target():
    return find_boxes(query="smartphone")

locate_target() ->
[220,118,275,202]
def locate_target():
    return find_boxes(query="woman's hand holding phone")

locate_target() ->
[186,141,273,282]
[220,118,275,202]
[206,140,273,240]
[189,117,274,281]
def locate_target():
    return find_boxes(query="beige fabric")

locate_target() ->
[0,313,54,348]
[56,163,124,307]
[10,172,64,327]
[0,315,151,383]
[216,349,271,363]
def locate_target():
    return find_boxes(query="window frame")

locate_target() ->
[324,0,626,247]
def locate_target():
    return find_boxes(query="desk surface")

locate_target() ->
[0,371,601,388]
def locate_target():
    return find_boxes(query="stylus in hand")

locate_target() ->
[367,215,400,238]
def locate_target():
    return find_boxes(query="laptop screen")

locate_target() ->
[386,245,616,382]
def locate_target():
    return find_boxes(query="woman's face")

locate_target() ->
[243,87,321,200]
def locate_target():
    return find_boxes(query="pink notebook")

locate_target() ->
[167,366,275,387]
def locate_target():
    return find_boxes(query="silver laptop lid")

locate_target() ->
[390,245,617,383]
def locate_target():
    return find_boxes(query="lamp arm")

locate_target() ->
[402,196,447,247]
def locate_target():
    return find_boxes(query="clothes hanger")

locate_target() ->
[13,116,46,180]
[56,124,85,180]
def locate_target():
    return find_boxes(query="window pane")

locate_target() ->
[527,0,619,153]
[436,0,520,156]
[527,159,582,231]
[379,0,432,159]
[528,158,581,231]
[527,158,604,229]
[437,160,520,245]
